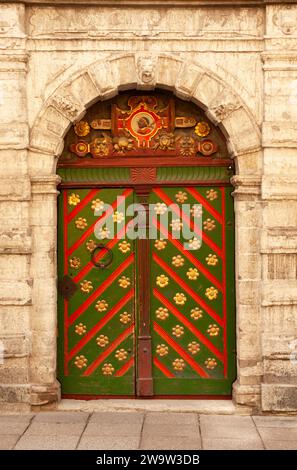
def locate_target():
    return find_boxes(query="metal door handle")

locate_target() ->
[91,244,113,269]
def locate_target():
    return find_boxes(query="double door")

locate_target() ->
[57,185,235,397]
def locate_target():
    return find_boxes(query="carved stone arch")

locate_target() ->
[29,53,261,175]
[28,52,263,409]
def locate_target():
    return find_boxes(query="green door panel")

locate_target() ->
[150,186,236,395]
[57,188,136,396]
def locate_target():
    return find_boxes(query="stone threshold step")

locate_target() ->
[57,399,251,415]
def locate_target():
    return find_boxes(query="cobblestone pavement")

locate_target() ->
[1,412,297,450]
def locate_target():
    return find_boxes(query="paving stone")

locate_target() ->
[0,414,34,423]
[145,412,198,425]
[142,423,199,437]
[140,436,201,450]
[15,434,80,450]
[203,438,264,450]
[78,436,140,450]
[89,411,144,425]
[257,427,297,441]
[200,414,254,427]
[263,440,297,450]
[200,414,257,439]
[200,424,259,440]
[33,411,89,423]
[83,422,142,437]
[24,421,86,436]
[0,435,20,450]
[253,416,297,428]
[0,422,30,435]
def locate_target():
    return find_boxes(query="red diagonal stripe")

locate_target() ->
[154,321,209,378]
[68,289,134,361]
[67,189,99,222]
[73,223,129,283]
[154,288,224,361]
[153,357,175,378]
[115,357,135,377]
[83,324,134,376]
[68,254,134,325]
[153,188,221,254]
[153,253,223,323]
[186,187,223,224]
[153,217,222,289]
[68,188,132,257]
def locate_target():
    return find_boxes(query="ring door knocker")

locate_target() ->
[91,244,113,269]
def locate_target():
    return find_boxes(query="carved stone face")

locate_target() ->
[137,57,155,83]
[90,137,109,157]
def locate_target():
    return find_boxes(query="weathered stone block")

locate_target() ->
[263,121,297,148]
[262,305,297,334]
[222,108,260,154]
[232,381,261,408]
[261,228,297,254]
[0,150,27,177]
[0,178,30,201]
[30,251,56,279]
[193,74,224,109]
[88,60,117,98]
[263,148,297,176]
[234,201,262,228]
[30,196,57,227]
[29,359,57,385]
[0,254,30,280]
[0,357,29,384]
[0,334,29,358]
[236,228,261,255]
[235,151,263,176]
[236,330,262,360]
[0,280,32,306]
[0,306,30,334]
[0,229,31,254]
[0,201,29,228]
[237,253,261,280]
[262,333,296,357]
[27,150,56,177]
[30,128,63,156]
[37,106,71,139]
[262,175,297,200]
[263,253,297,280]
[111,55,137,90]
[264,358,297,385]
[31,226,56,252]
[68,72,99,108]
[263,201,297,228]
[261,383,297,412]
[156,56,182,90]
[30,303,56,333]
[175,63,203,99]
[0,123,28,150]
[31,278,57,306]
[262,280,297,306]
[0,384,30,403]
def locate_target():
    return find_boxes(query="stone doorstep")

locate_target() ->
[56,399,248,415]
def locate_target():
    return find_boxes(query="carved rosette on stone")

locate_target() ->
[58,92,227,164]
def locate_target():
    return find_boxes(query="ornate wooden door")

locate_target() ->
[57,188,136,396]
[57,91,236,397]
[150,186,235,395]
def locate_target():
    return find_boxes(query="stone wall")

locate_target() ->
[0,1,296,412]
